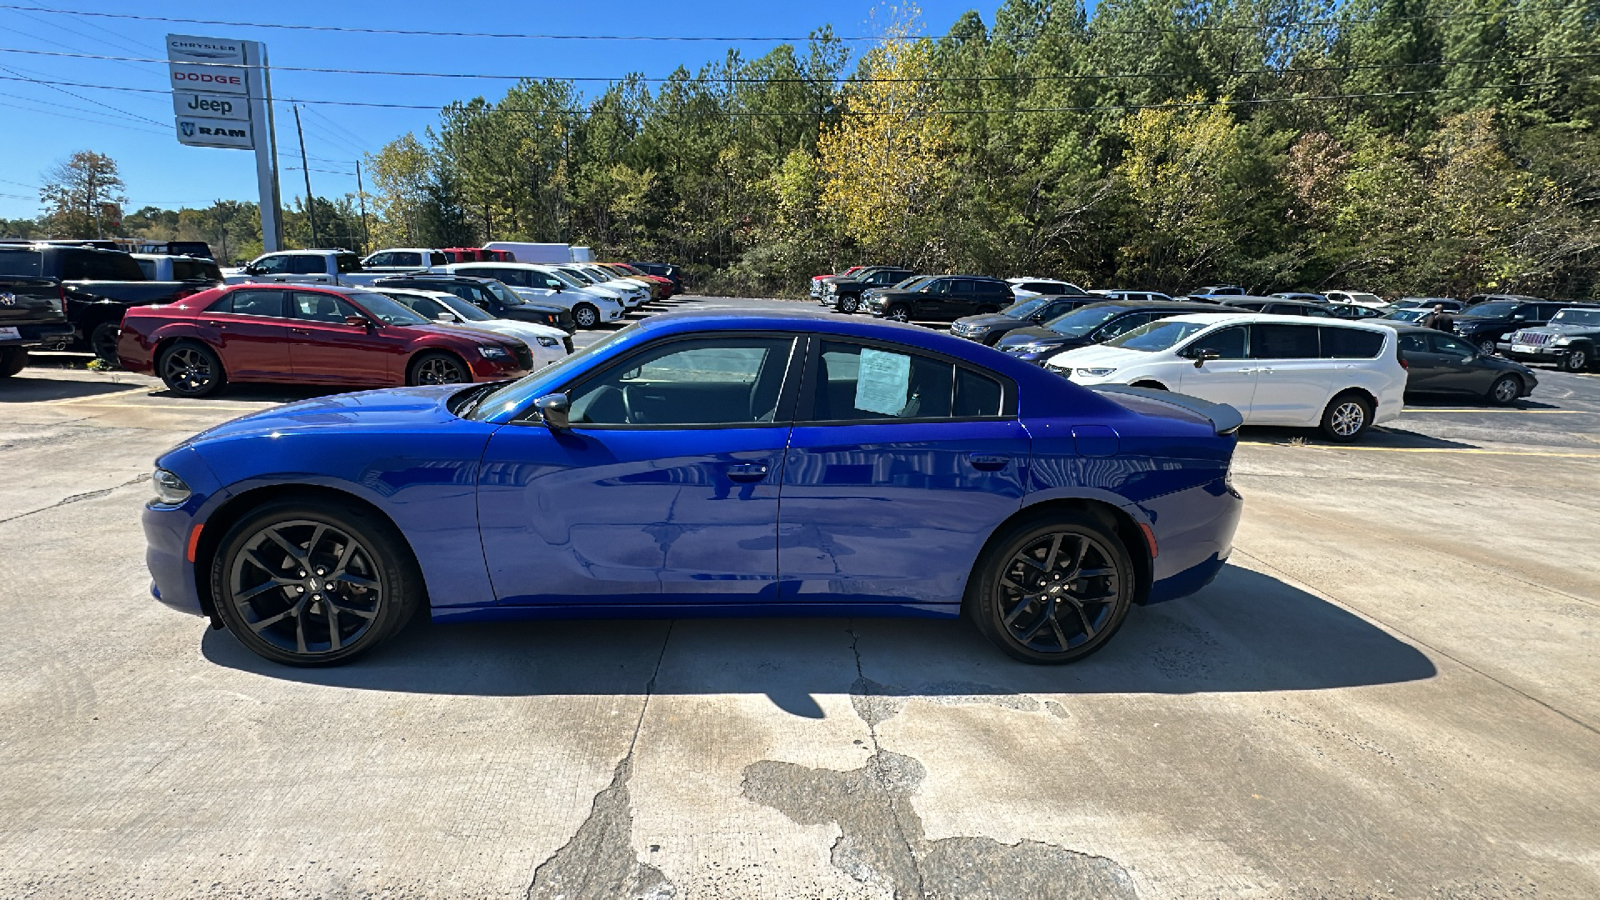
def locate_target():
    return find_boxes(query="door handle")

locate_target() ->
[725,462,770,483]
[290,327,311,335]
[967,453,1010,471]
[202,320,226,328]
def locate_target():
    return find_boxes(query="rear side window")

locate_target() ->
[290,291,360,322]
[1396,333,1428,355]
[209,289,284,317]
[1319,326,1384,359]
[62,250,143,281]
[288,255,324,275]
[135,259,157,279]
[1251,324,1321,359]
[429,252,447,267]
[954,368,1004,417]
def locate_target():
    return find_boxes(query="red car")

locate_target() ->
[601,262,674,299]
[117,283,532,397]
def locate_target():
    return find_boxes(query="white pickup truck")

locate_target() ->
[223,250,406,287]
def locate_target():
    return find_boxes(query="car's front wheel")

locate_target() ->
[158,341,226,397]
[967,512,1135,664]
[572,303,600,329]
[1320,391,1373,442]
[407,352,468,386]
[1562,347,1589,372]
[840,295,859,313]
[885,305,911,323]
[212,500,421,666]
[1488,374,1521,406]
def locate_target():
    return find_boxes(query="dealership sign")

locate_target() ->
[167,34,252,146]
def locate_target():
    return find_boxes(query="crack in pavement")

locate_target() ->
[741,624,1137,900]
[526,622,677,900]
[0,474,149,526]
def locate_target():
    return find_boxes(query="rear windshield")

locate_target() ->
[0,250,43,277]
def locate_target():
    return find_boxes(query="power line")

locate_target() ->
[0,97,167,133]
[0,87,171,130]
[0,45,1595,86]
[0,3,1590,41]
[0,63,167,127]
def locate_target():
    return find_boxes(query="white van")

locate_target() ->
[1045,313,1407,441]
[482,241,572,265]
[433,262,625,328]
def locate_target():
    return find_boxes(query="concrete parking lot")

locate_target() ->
[2,295,1598,899]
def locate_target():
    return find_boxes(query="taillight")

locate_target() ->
[1399,356,1408,370]
[55,285,67,315]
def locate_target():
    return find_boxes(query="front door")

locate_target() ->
[1175,324,1258,415]
[477,335,801,605]
[286,291,393,384]
[193,288,292,379]
[778,338,1029,607]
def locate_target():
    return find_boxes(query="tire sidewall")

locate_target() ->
[574,304,599,328]
[158,340,226,397]
[887,306,910,322]
[1565,348,1588,372]
[408,351,467,386]
[1489,374,1520,405]
[967,513,1136,665]
[211,501,420,667]
[1320,392,1373,442]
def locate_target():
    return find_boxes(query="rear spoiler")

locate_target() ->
[1091,384,1244,436]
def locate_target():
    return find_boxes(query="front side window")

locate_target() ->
[135,259,157,279]
[252,254,289,274]
[1431,334,1477,358]
[1251,324,1321,359]
[366,252,393,267]
[210,289,285,318]
[566,337,795,427]
[923,280,952,295]
[1182,325,1248,359]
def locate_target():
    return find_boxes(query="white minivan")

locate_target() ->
[1045,313,1407,441]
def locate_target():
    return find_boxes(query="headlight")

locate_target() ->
[968,325,989,334]
[1075,367,1117,378]
[826,283,837,294]
[152,468,191,505]
[1552,337,1572,346]
[535,336,559,347]
[478,345,510,360]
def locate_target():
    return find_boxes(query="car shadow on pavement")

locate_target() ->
[201,564,1436,715]
[1403,394,1564,411]
[1238,425,1476,449]
[0,376,146,403]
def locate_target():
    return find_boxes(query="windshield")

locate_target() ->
[1551,309,1600,326]
[544,269,587,289]
[347,291,430,326]
[892,276,931,291]
[1045,305,1123,337]
[432,292,494,321]
[1107,320,1213,351]
[1462,302,1518,318]
[482,280,526,306]
[1003,297,1053,319]
[467,325,638,421]
[1385,309,1429,322]
[558,267,595,285]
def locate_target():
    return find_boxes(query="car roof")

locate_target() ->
[1079,300,1227,312]
[1222,296,1324,308]
[1161,311,1394,331]
[233,283,370,296]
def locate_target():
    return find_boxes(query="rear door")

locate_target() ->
[1248,323,1330,424]
[779,337,1028,607]
[193,288,291,378]
[286,291,394,384]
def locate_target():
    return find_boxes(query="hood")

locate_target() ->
[407,323,516,349]
[1046,344,1140,368]
[1512,322,1599,336]
[182,385,464,446]
[955,313,1025,329]
[996,326,1079,348]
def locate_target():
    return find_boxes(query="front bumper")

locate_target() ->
[1497,341,1566,364]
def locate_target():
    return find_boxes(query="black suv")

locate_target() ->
[372,273,576,332]
[1450,297,1579,355]
[864,276,1014,322]
[821,266,917,313]
[1218,296,1337,317]
[950,294,1100,346]
[0,275,73,377]
[993,300,1234,364]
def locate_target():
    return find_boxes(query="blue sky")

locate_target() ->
[0,0,1009,221]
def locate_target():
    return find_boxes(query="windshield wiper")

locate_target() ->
[454,383,499,418]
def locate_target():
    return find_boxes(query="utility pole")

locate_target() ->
[292,105,319,249]
[355,159,371,254]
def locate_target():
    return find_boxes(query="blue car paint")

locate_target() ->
[144,309,1240,629]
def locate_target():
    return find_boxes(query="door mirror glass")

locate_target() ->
[534,392,570,430]
[436,313,456,323]
[344,315,370,328]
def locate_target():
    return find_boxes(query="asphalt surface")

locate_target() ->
[2,294,1598,899]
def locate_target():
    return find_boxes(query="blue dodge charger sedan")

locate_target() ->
[142,309,1243,666]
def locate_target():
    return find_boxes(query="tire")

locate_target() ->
[967,511,1136,665]
[211,500,422,666]
[1477,337,1497,356]
[89,321,122,366]
[885,305,911,323]
[1488,374,1521,406]
[572,303,600,329]
[840,295,859,314]
[1562,347,1589,373]
[1320,391,1373,442]
[1131,380,1168,390]
[0,346,25,378]
[158,340,226,397]
[407,351,469,386]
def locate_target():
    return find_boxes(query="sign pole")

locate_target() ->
[244,40,282,253]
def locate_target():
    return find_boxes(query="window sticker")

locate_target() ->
[854,348,912,416]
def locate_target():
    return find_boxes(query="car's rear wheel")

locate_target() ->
[158,341,226,397]
[90,321,123,366]
[1320,391,1373,442]
[1131,380,1168,390]
[968,513,1135,664]
[885,305,911,323]
[1488,374,1521,406]
[1562,347,1589,372]
[407,352,468,386]
[572,303,600,329]
[0,346,25,378]
[212,501,421,666]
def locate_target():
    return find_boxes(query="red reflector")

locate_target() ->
[1399,357,1408,370]
[186,524,204,563]
[1139,522,1159,559]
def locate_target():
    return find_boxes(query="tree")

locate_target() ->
[39,151,127,239]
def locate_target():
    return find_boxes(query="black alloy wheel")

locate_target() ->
[159,341,226,397]
[90,321,122,366]
[408,352,468,386]
[0,346,25,378]
[1477,337,1497,356]
[572,303,600,329]
[212,502,420,666]
[1563,347,1589,372]
[885,305,911,323]
[1488,374,1521,406]
[1320,391,1373,442]
[968,513,1134,664]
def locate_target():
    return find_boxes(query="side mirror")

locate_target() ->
[1190,348,1221,368]
[436,313,457,323]
[344,315,371,328]
[244,265,261,275]
[553,284,563,293]
[534,392,570,430]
